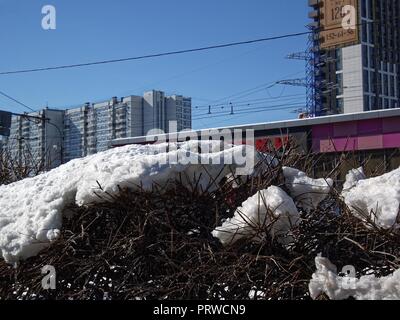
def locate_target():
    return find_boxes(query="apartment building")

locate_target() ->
[3,90,192,167]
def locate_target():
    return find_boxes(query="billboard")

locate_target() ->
[0,110,12,136]
[320,0,359,50]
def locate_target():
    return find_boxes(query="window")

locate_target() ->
[369,47,375,69]
[368,23,374,44]
[371,96,377,110]
[336,98,344,113]
[384,98,390,109]
[390,76,395,97]
[336,73,343,96]
[383,74,389,96]
[362,45,368,67]
[363,70,370,92]
[361,0,367,18]
[335,49,342,71]
[362,23,368,42]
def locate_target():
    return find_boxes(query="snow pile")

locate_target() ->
[0,141,257,264]
[212,186,300,246]
[342,167,366,196]
[342,167,400,229]
[282,167,333,211]
[309,256,400,300]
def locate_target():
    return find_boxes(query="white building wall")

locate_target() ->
[143,90,166,135]
[124,95,143,137]
[341,44,364,114]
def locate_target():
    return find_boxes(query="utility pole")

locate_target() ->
[10,111,64,167]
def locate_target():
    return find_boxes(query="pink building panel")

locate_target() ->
[358,135,383,150]
[312,116,400,153]
[314,137,358,153]
[383,133,400,148]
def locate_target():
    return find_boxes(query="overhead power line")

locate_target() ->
[0,90,36,112]
[0,19,386,76]
[0,32,310,76]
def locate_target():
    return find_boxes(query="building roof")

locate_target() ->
[111,108,400,146]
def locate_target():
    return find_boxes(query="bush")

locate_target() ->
[1,148,399,300]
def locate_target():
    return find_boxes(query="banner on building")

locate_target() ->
[320,0,359,49]
[0,110,12,136]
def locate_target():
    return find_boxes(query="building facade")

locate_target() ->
[166,95,192,132]
[63,91,191,162]
[3,90,192,167]
[308,0,400,115]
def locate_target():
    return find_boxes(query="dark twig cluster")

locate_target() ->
[0,149,399,300]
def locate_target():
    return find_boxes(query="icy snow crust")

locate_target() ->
[342,167,400,229]
[212,186,299,246]
[0,141,255,264]
[309,256,400,300]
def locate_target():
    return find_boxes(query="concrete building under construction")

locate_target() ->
[308,0,400,115]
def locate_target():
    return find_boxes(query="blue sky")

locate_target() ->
[0,0,309,129]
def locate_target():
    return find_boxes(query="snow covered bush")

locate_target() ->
[342,167,400,230]
[341,167,366,196]
[1,141,400,301]
[282,167,333,211]
[309,255,400,300]
[0,141,257,264]
[212,186,299,246]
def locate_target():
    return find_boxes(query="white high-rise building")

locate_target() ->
[166,95,192,131]
[143,90,192,134]
[3,90,192,166]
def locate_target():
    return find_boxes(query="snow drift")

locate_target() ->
[283,167,333,211]
[309,255,400,300]
[342,167,400,229]
[0,141,257,264]
[212,186,300,246]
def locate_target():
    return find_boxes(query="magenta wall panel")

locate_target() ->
[332,137,358,152]
[383,133,400,148]
[358,119,383,135]
[312,138,321,153]
[313,137,358,153]
[317,139,333,153]
[383,118,400,133]
[312,116,400,153]
[333,122,357,137]
[313,124,333,138]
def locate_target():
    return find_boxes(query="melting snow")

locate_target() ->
[283,167,333,211]
[0,141,256,264]
[342,167,400,229]
[212,186,300,246]
[342,167,366,196]
[309,255,400,300]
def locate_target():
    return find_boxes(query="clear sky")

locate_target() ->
[0,0,310,129]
